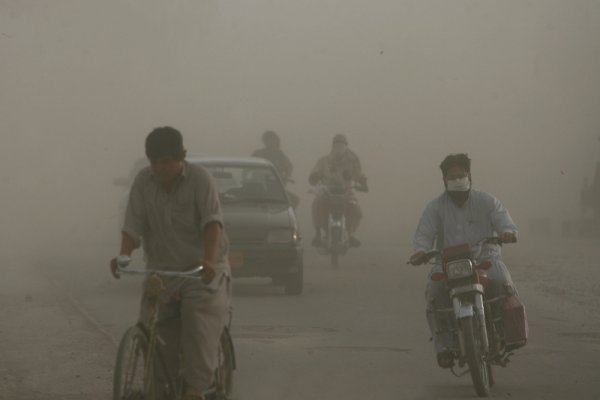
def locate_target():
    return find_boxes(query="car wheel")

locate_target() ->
[284,262,303,295]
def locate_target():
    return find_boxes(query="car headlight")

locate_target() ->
[266,229,298,244]
[446,259,473,280]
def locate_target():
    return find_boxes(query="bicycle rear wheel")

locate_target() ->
[113,325,155,400]
[206,327,235,400]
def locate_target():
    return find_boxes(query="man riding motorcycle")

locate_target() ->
[252,131,294,180]
[252,130,299,208]
[309,134,368,248]
[409,153,518,369]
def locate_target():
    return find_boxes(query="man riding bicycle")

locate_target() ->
[110,126,231,400]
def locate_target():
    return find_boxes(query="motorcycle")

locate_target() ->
[311,180,367,268]
[410,237,528,397]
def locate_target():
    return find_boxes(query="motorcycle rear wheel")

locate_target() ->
[460,315,491,397]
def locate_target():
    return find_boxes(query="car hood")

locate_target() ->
[222,203,293,242]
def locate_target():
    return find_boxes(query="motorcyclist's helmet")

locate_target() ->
[262,130,280,147]
[332,134,348,145]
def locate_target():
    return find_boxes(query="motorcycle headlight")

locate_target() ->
[446,260,473,280]
[266,229,298,244]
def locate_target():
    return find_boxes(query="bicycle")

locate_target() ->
[112,260,235,400]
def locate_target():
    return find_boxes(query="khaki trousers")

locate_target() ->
[139,270,230,397]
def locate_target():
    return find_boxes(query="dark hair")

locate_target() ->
[145,126,185,160]
[262,130,280,146]
[439,153,471,176]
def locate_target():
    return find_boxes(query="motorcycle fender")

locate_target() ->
[453,297,474,319]
[454,299,473,358]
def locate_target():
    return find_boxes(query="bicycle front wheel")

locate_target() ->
[113,325,155,400]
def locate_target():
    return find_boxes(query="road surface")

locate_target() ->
[1,237,599,399]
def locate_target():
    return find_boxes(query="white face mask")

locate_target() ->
[446,177,471,192]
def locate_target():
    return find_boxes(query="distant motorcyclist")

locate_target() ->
[252,130,294,181]
[252,130,298,208]
[309,134,368,248]
[409,153,518,369]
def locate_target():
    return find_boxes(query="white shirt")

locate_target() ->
[413,189,517,259]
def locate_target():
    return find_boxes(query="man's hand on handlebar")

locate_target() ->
[200,260,216,284]
[110,258,120,279]
[355,176,369,193]
[501,231,518,244]
[409,251,427,266]
[354,183,369,193]
[110,254,131,279]
[308,172,320,186]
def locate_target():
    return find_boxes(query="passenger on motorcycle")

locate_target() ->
[409,153,518,369]
[252,130,299,208]
[308,134,368,248]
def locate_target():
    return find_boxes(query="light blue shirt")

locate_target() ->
[413,189,517,260]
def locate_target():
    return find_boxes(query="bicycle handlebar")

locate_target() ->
[116,265,205,278]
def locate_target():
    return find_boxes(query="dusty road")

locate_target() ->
[1,237,599,399]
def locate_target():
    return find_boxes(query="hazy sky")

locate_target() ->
[1,0,599,254]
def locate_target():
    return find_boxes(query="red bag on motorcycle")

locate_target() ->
[502,294,528,349]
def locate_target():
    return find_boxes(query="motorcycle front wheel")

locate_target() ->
[460,315,491,397]
[330,226,342,268]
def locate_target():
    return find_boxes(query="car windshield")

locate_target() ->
[204,164,288,204]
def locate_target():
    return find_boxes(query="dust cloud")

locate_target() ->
[1,0,599,260]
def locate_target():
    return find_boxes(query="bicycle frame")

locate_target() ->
[114,264,234,400]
